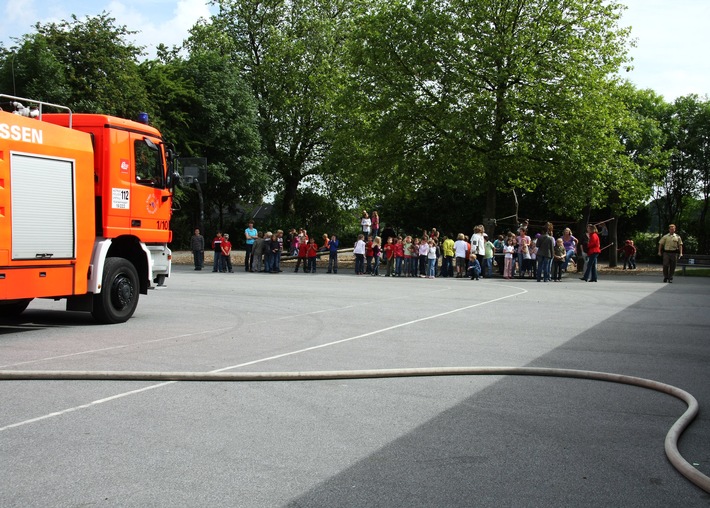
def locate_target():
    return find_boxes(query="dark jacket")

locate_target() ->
[536,234,555,259]
[191,234,204,251]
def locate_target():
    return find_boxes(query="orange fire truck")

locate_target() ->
[0,95,176,323]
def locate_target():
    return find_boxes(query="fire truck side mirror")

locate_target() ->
[164,146,181,190]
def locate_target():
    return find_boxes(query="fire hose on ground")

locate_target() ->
[1,366,708,493]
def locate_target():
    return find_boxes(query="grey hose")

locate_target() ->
[1,366,707,493]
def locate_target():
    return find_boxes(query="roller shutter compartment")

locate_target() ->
[11,153,76,260]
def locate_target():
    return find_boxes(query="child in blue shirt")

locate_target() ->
[327,235,339,273]
[468,254,482,280]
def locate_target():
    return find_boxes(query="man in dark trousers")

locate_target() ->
[658,223,683,283]
[535,230,555,282]
[190,228,204,270]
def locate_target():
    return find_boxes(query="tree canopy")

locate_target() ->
[1,2,708,250]
[330,0,636,224]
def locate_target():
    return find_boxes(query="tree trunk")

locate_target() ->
[699,197,709,254]
[195,181,205,234]
[607,191,620,268]
[608,218,618,267]
[281,174,300,216]
[485,180,497,234]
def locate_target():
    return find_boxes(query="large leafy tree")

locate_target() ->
[0,36,70,103]
[591,84,669,264]
[190,0,350,216]
[334,0,635,224]
[8,13,151,118]
[140,47,268,234]
[660,95,710,251]
[183,49,268,223]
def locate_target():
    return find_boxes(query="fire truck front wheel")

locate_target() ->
[92,258,140,324]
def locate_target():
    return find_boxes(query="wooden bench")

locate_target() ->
[677,254,710,275]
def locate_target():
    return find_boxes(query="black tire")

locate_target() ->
[92,258,140,324]
[154,274,166,286]
[0,299,32,319]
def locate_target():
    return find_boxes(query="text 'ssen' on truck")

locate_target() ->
[0,95,179,323]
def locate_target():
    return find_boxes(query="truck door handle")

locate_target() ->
[132,220,141,227]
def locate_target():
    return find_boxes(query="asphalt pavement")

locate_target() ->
[1,265,709,507]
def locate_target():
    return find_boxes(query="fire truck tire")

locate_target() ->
[0,299,32,318]
[92,258,140,324]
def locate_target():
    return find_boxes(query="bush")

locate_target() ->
[631,232,659,262]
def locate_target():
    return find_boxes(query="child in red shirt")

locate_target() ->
[394,237,405,276]
[295,239,310,272]
[384,236,395,276]
[307,238,319,273]
[365,236,374,274]
[220,234,233,273]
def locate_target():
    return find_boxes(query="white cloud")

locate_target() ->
[621,0,710,100]
[1,0,214,57]
[102,0,213,57]
[1,0,39,45]
[3,0,709,100]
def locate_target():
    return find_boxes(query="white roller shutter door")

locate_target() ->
[11,153,76,260]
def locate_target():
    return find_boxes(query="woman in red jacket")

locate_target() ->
[580,224,601,282]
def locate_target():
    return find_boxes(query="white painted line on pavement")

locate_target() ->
[0,285,526,432]
[0,327,235,369]
[212,285,528,372]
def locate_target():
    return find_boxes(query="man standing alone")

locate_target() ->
[658,224,683,283]
[190,228,204,270]
[244,220,258,272]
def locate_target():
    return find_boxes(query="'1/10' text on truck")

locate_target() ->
[0,95,177,323]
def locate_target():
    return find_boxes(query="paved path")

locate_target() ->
[1,266,708,506]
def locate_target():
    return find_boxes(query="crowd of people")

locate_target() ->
[188,213,686,284]
[189,224,340,274]
[188,212,641,283]
[350,215,614,282]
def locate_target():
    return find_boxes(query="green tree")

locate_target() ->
[138,52,196,149]
[192,0,350,215]
[29,12,149,117]
[663,95,710,252]
[0,36,70,103]
[335,0,635,224]
[143,47,268,234]
[600,84,669,264]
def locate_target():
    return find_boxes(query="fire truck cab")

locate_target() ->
[0,95,176,323]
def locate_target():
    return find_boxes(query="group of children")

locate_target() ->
[245,230,342,274]
[497,231,565,281]
[292,233,340,273]
[618,239,638,269]
[245,230,286,273]
[349,232,486,280]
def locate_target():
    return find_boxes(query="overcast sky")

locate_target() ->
[1,0,708,101]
